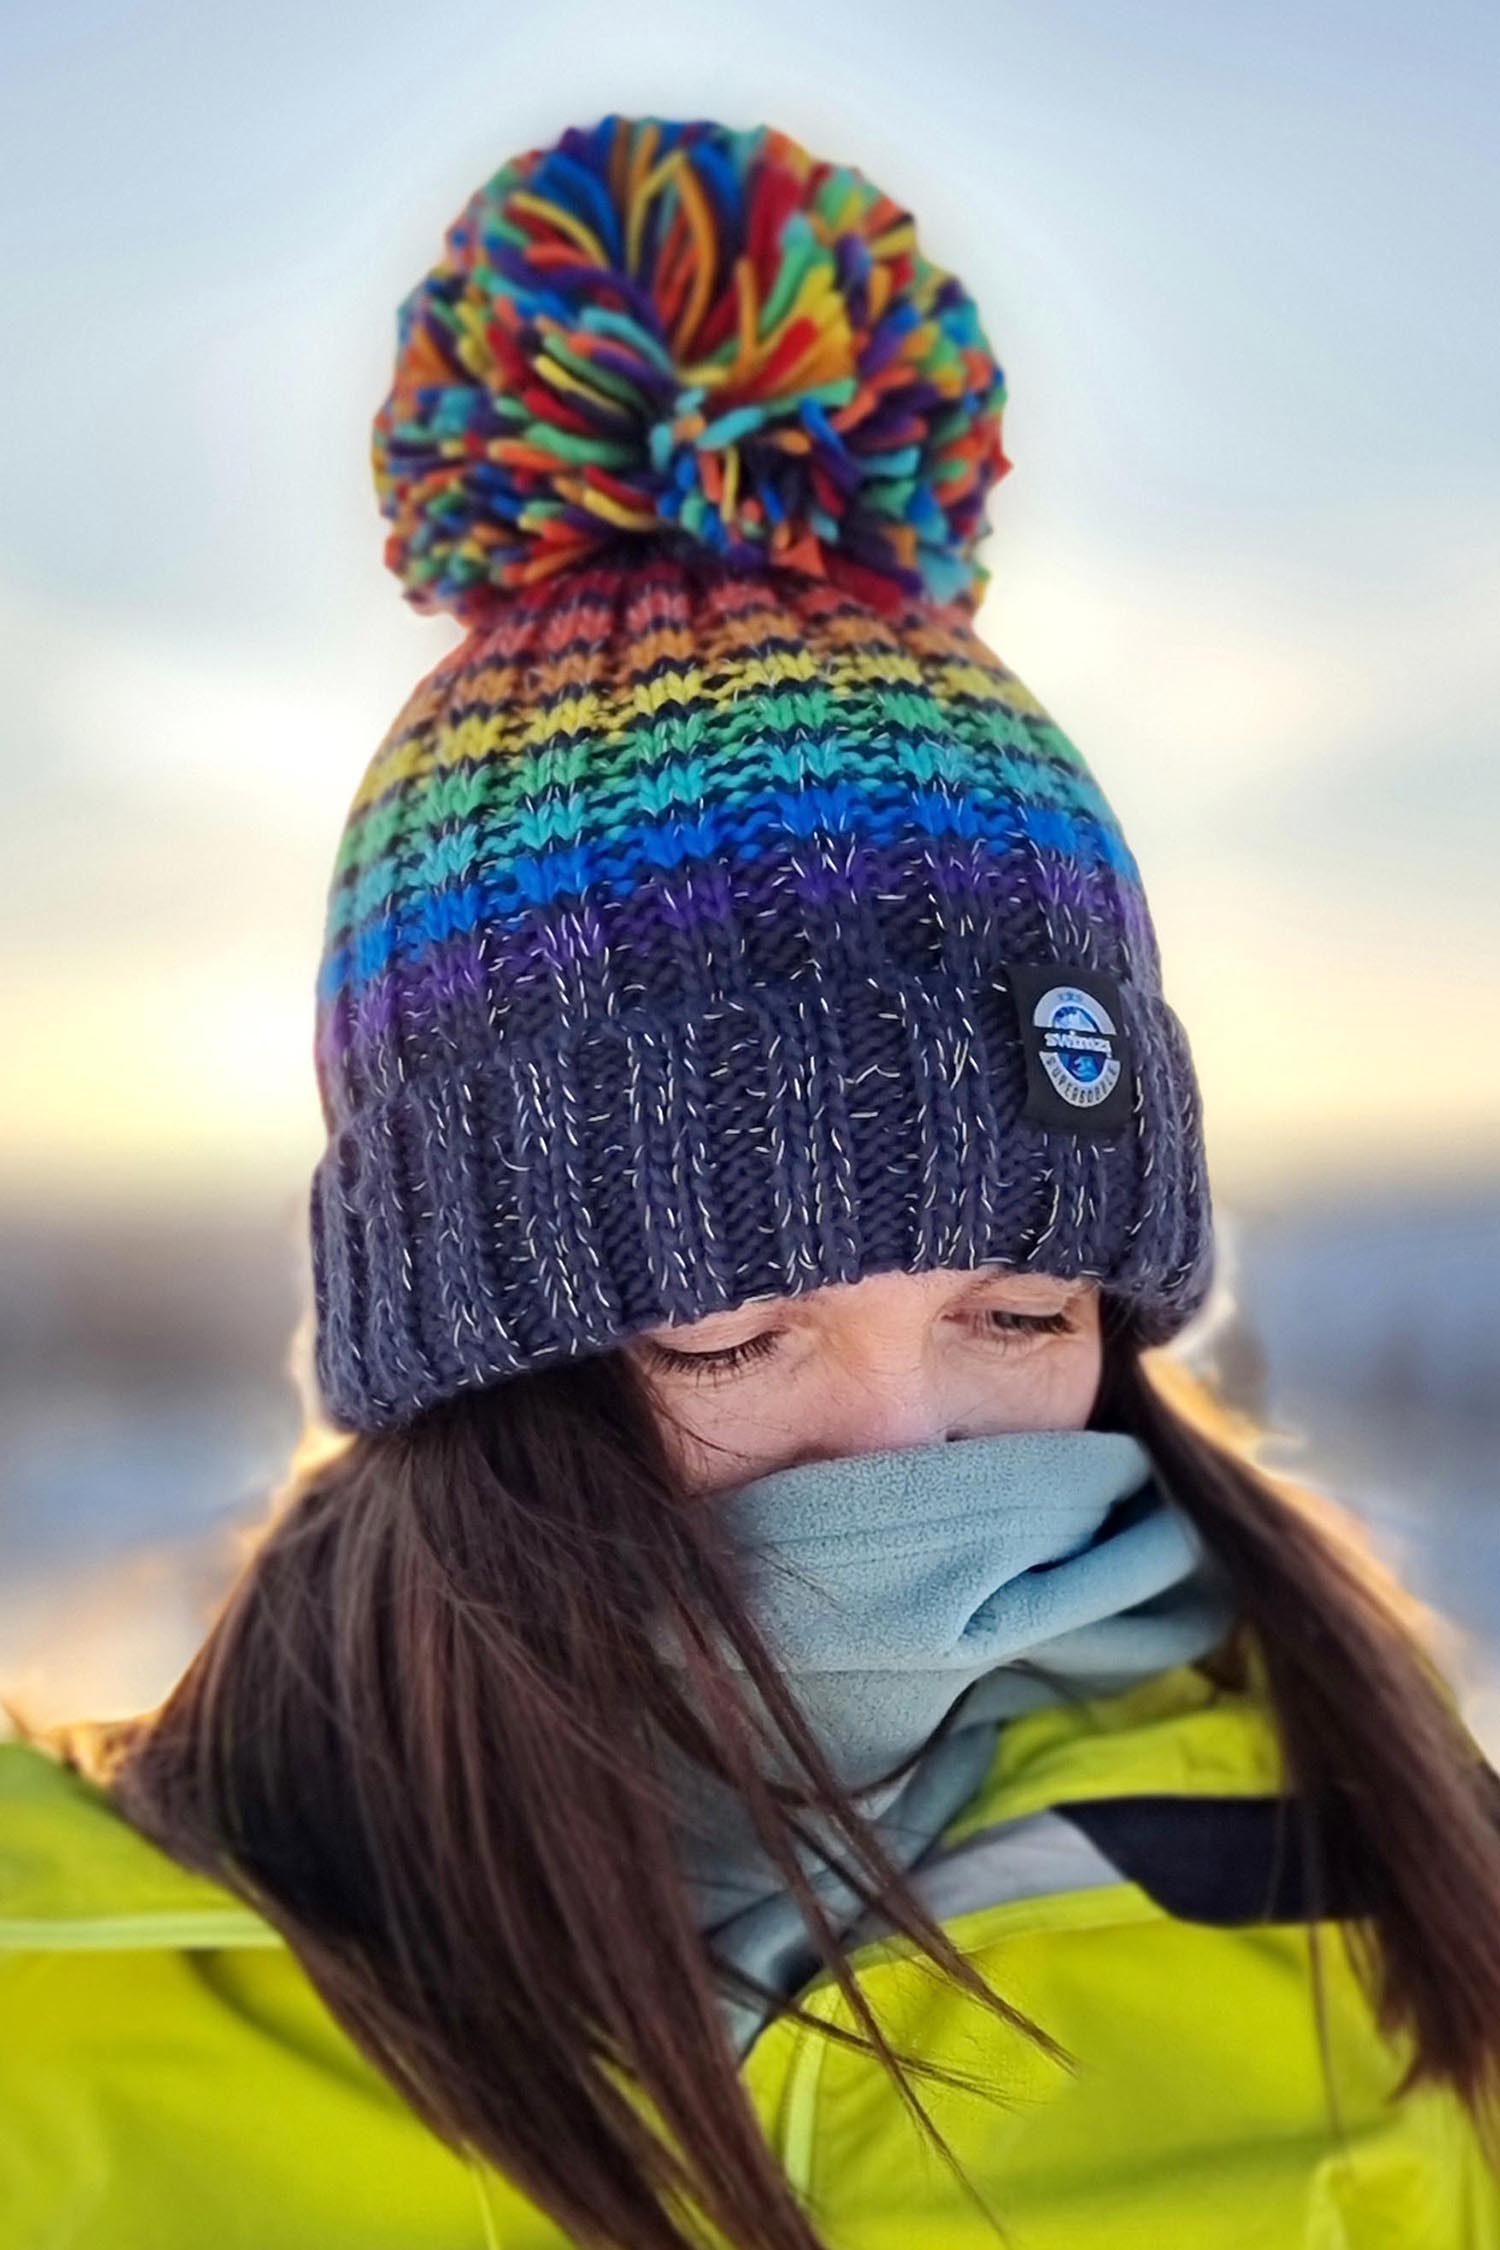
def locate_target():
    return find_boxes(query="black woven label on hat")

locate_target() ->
[1005,961,1136,1135]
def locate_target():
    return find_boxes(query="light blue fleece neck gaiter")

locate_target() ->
[653,1427,1238,2057]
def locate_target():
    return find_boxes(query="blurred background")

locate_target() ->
[1,1,1495,1746]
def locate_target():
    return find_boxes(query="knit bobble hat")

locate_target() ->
[308,112,1214,1435]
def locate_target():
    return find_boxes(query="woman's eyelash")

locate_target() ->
[981,1308,1075,1339]
[640,1307,1075,1382]
[640,1329,782,1381]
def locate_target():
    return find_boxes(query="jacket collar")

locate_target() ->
[0,1632,1274,1957]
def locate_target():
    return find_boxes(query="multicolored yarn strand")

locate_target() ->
[372,115,1010,624]
[308,116,1213,1435]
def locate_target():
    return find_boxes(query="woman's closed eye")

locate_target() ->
[638,1306,1077,1385]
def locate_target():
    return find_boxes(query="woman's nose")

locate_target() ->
[813,1357,963,1458]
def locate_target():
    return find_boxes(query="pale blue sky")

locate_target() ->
[2,0,1497,1211]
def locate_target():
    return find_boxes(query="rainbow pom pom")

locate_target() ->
[372,115,1012,623]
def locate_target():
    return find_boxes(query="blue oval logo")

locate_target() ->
[1031,984,1123,1110]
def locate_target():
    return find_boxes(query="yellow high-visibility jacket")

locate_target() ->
[3,1646,1497,2248]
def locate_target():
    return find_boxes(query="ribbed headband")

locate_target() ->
[307,114,1213,1434]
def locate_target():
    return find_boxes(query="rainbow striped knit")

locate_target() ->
[308,115,1212,1434]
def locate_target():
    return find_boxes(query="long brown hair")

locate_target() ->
[34,1295,1500,2250]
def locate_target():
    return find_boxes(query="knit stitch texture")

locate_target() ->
[307,116,1213,1432]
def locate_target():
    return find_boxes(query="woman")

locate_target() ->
[3,110,1498,2250]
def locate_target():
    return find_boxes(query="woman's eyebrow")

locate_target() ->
[957,1267,1083,1302]
[649,1295,790,1341]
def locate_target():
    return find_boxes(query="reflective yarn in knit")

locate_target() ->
[309,554,1212,1432]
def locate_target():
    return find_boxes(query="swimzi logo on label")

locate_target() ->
[1005,961,1136,1135]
